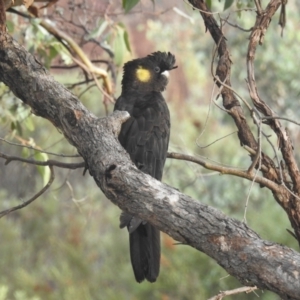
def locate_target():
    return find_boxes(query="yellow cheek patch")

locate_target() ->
[136,67,151,82]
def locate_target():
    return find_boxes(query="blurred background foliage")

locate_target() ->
[0,0,299,299]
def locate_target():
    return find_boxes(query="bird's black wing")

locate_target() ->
[115,92,170,180]
[114,91,170,282]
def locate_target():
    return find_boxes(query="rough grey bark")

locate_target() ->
[0,33,300,299]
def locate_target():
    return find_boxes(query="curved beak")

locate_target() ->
[161,70,169,78]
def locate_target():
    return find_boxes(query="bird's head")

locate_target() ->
[121,51,177,93]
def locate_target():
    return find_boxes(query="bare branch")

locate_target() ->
[187,0,300,246]
[220,17,253,32]
[0,165,54,218]
[0,137,81,157]
[0,151,85,169]
[208,286,258,300]
[167,152,281,193]
[254,0,263,15]
[6,8,113,95]
[71,55,115,104]
[246,0,300,241]
[262,115,300,126]
[197,131,238,149]
[247,119,262,175]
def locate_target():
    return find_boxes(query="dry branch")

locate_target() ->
[0,151,85,169]
[187,0,300,247]
[208,286,258,300]
[246,0,300,242]
[0,165,54,218]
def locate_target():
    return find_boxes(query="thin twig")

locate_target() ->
[243,120,263,223]
[71,56,115,104]
[262,116,300,126]
[247,117,262,175]
[0,152,85,169]
[0,137,80,157]
[220,17,253,32]
[254,0,262,14]
[215,75,252,112]
[196,80,216,145]
[197,131,238,149]
[167,152,281,193]
[78,83,97,99]
[208,286,258,300]
[183,0,255,16]
[0,165,55,218]
[51,59,111,69]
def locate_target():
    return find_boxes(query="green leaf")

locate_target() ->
[206,0,212,9]
[6,20,14,33]
[23,116,35,132]
[123,30,131,53]
[21,147,30,159]
[114,26,126,66]
[113,24,131,66]
[34,151,50,186]
[87,20,108,39]
[224,0,234,10]
[12,121,23,136]
[122,0,140,13]
[49,45,59,60]
[10,121,15,131]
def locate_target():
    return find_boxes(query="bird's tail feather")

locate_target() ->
[129,223,160,283]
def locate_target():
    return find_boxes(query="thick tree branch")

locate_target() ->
[0,31,299,299]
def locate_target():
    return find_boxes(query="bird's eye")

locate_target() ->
[154,66,160,73]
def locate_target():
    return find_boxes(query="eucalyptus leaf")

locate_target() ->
[87,20,108,39]
[206,0,212,9]
[34,151,50,186]
[122,0,140,13]
[224,0,234,10]
[123,30,131,53]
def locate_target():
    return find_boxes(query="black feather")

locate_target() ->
[114,51,176,283]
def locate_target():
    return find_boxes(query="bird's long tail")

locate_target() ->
[129,223,160,283]
[120,212,160,282]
